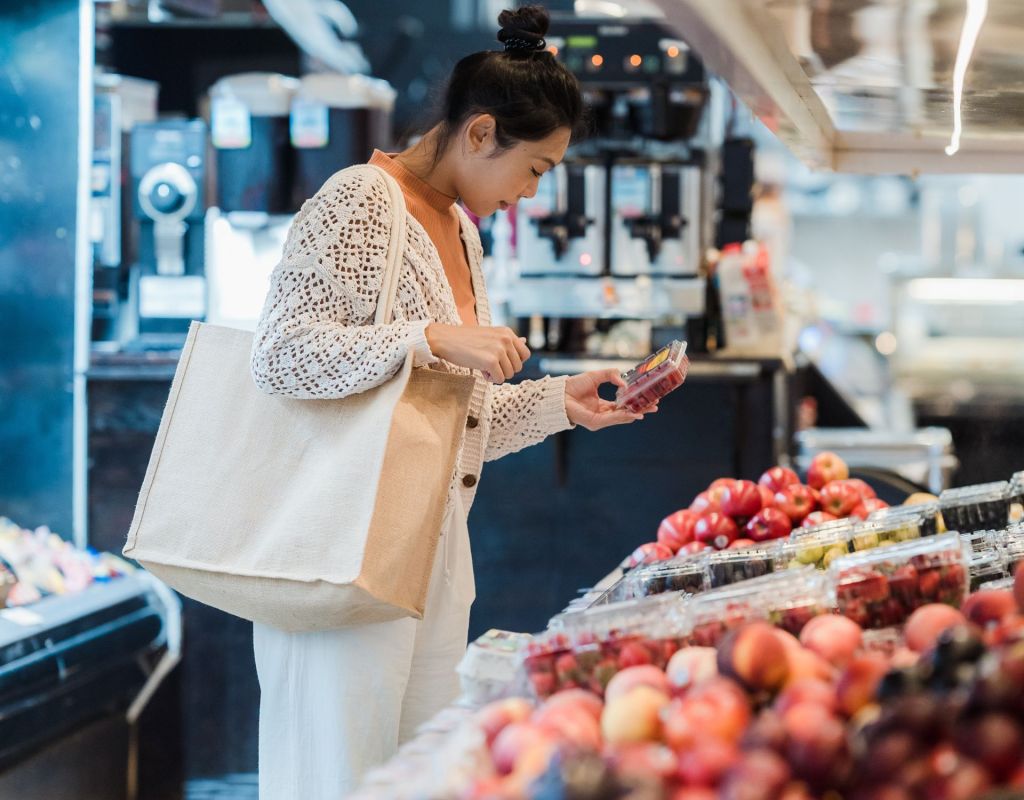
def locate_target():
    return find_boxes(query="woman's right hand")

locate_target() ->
[425,324,531,384]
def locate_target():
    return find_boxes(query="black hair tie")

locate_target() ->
[499,28,546,52]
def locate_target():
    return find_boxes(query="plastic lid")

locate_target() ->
[791,518,857,541]
[208,72,300,116]
[551,591,687,639]
[829,531,967,576]
[940,481,1012,506]
[296,72,396,110]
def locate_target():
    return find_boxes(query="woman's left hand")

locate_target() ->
[564,369,658,431]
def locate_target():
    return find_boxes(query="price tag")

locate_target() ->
[211,97,251,149]
[290,100,329,148]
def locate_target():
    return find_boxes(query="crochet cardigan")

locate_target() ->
[250,164,573,515]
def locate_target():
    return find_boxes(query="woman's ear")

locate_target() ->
[464,113,497,156]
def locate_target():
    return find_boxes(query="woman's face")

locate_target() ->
[452,115,571,218]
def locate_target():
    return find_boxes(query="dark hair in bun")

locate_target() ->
[425,5,585,159]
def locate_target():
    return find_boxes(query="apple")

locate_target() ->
[757,484,777,510]
[807,451,849,490]
[746,507,793,542]
[658,509,701,553]
[759,466,801,494]
[678,540,710,556]
[819,481,862,517]
[694,513,740,550]
[774,484,818,524]
[844,478,876,500]
[802,510,838,528]
[729,538,756,549]
[851,497,890,520]
[690,491,722,516]
[722,480,764,519]
[621,542,674,570]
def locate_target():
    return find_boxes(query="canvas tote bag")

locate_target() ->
[123,166,476,631]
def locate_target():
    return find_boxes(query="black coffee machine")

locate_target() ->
[129,119,208,340]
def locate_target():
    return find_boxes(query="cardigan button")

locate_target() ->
[466,415,479,429]
[462,474,478,488]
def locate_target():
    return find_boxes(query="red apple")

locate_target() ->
[690,491,722,516]
[658,509,701,553]
[722,480,763,519]
[819,481,862,517]
[757,484,776,510]
[774,484,818,524]
[746,507,793,542]
[709,477,738,493]
[729,538,757,549]
[802,510,839,528]
[807,451,849,490]
[844,478,876,500]
[622,542,674,570]
[759,466,801,494]
[678,540,710,556]
[851,497,890,520]
[694,513,740,550]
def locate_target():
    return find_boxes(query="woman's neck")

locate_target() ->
[393,127,459,201]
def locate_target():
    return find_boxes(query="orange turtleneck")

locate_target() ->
[369,150,478,326]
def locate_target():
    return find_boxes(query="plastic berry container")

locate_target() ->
[871,503,941,539]
[623,555,709,599]
[704,544,779,589]
[939,481,1013,534]
[525,593,690,698]
[778,521,854,571]
[999,523,1024,574]
[1010,472,1024,523]
[829,533,969,630]
[967,545,1007,592]
[760,568,834,635]
[615,340,690,414]
[686,585,769,647]
[850,517,921,552]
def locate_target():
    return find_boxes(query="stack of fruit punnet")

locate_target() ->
[776,519,856,571]
[1002,523,1024,573]
[703,545,779,589]
[850,516,922,552]
[967,544,1009,592]
[1011,470,1024,520]
[939,481,1014,533]
[616,556,708,601]
[830,532,969,630]
[870,502,942,538]
[614,340,690,414]
[522,594,691,699]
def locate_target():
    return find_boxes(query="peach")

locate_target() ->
[539,688,603,722]
[904,604,968,652]
[677,739,741,786]
[784,702,849,787]
[783,645,835,686]
[605,664,671,703]
[717,622,790,692]
[720,749,792,800]
[671,789,718,800]
[475,697,533,747]
[490,721,553,775]
[953,712,1024,780]
[605,742,677,782]
[835,653,889,717]
[666,646,718,692]
[799,614,862,667]
[600,685,669,744]
[532,702,602,751]
[962,589,1017,628]
[772,627,803,654]
[775,678,837,716]
[684,678,752,743]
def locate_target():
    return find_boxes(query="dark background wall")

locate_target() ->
[0,0,82,534]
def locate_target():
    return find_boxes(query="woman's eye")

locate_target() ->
[530,167,542,178]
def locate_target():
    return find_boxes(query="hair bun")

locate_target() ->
[497,5,550,51]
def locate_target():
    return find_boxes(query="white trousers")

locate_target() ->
[253,493,476,799]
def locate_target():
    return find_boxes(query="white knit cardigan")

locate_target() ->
[250,164,574,515]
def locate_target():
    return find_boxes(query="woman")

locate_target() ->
[249,5,657,796]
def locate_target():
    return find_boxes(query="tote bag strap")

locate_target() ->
[369,165,409,326]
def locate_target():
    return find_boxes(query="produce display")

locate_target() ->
[850,516,921,551]
[0,517,134,607]
[939,481,1014,533]
[615,340,690,414]
[871,501,942,538]
[1003,524,1024,573]
[703,547,777,589]
[830,533,969,630]
[455,565,1024,800]
[776,520,856,571]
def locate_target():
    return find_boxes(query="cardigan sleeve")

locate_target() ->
[483,376,574,462]
[250,166,437,399]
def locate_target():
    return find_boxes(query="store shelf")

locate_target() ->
[634,0,1024,174]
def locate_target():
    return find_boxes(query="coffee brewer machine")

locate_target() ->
[90,73,158,346]
[203,71,394,330]
[129,119,208,341]
[509,18,710,343]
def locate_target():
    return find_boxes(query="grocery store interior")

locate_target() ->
[3,0,1024,798]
